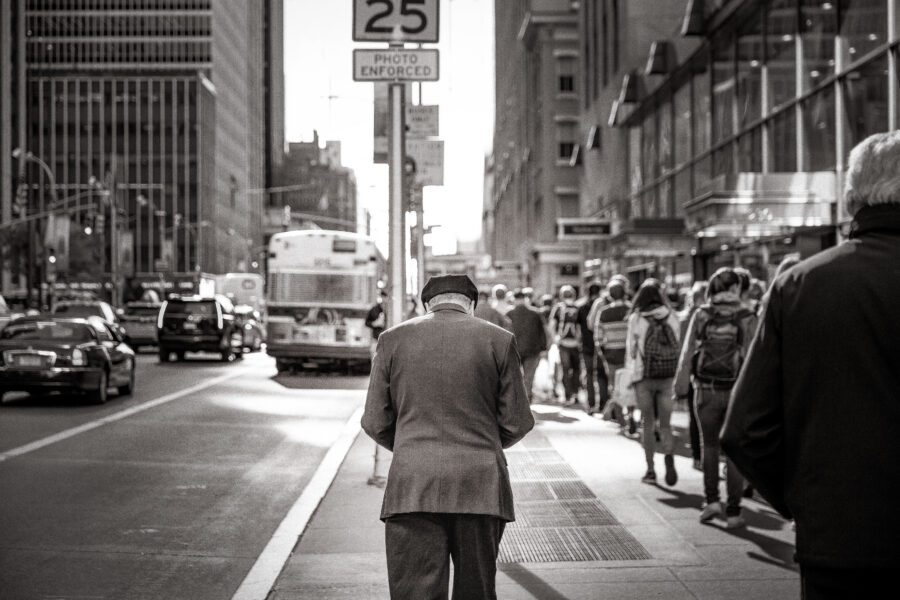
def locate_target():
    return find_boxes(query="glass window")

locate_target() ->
[658,177,673,218]
[770,109,797,171]
[736,6,763,129]
[559,75,575,93]
[674,83,692,167]
[642,111,658,183]
[674,169,692,210]
[694,155,711,194]
[692,57,712,155]
[713,143,734,176]
[840,0,888,63]
[842,53,889,150]
[766,0,797,111]
[629,126,642,194]
[803,84,836,171]
[738,126,763,172]
[801,0,837,92]
[712,36,736,145]
[659,99,673,174]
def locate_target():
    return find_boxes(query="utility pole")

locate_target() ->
[387,74,407,330]
[414,75,427,293]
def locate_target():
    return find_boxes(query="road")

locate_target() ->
[0,351,368,600]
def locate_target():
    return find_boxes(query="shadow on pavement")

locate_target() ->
[271,373,369,390]
[0,391,122,408]
[532,408,580,424]
[499,565,572,600]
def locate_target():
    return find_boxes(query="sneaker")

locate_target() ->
[664,455,678,486]
[641,469,656,484]
[725,515,746,530]
[699,501,723,523]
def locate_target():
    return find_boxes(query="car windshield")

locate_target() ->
[1,321,95,342]
[53,304,105,319]
[167,301,215,316]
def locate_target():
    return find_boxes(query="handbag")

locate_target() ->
[612,366,637,409]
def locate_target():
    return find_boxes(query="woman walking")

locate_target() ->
[625,279,682,485]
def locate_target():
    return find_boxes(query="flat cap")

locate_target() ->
[421,274,478,308]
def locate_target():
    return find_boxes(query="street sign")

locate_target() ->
[353,0,439,43]
[353,48,439,82]
[557,218,612,241]
[406,105,439,138]
[406,139,444,186]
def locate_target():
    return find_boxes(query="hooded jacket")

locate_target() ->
[625,305,681,383]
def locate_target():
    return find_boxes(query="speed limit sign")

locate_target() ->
[353,0,439,44]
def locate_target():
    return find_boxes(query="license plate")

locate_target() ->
[16,355,42,367]
[183,322,197,331]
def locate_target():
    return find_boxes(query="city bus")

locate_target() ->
[266,230,385,372]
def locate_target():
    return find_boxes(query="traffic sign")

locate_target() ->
[353,0,439,43]
[406,105,439,138]
[353,48,439,82]
[406,139,443,186]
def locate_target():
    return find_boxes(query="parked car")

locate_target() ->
[0,316,135,404]
[156,295,244,362]
[120,301,161,351]
[234,305,266,352]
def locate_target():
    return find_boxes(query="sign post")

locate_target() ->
[388,78,406,331]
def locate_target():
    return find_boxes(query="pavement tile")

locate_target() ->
[496,579,696,600]
[275,552,387,587]
[684,577,799,599]
[270,583,389,600]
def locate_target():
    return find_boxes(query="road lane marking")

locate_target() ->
[0,369,247,463]
[231,406,364,600]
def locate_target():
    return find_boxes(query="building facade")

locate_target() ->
[487,0,583,295]
[579,0,899,286]
[1,0,284,303]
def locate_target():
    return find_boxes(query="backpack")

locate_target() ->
[643,317,679,379]
[554,303,581,347]
[691,306,751,386]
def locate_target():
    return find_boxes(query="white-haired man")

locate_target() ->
[362,274,534,599]
[722,131,900,599]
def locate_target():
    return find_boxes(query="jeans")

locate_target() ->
[686,382,701,462]
[633,377,675,468]
[694,384,743,515]
[558,345,581,401]
[581,350,604,410]
[521,354,541,403]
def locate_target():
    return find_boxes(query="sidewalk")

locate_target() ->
[268,404,799,599]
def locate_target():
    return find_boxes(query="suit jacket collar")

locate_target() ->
[429,303,469,315]
[849,205,900,239]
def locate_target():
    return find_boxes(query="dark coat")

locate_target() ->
[362,303,534,522]
[506,303,548,359]
[721,205,900,568]
[474,303,512,331]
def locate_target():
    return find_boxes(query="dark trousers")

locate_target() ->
[581,350,605,410]
[686,382,701,462]
[801,565,896,599]
[521,354,541,403]
[385,512,506,600]
[695,385,743,515]
[558,345,581,401]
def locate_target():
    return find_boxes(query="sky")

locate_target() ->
[283,0,495,254]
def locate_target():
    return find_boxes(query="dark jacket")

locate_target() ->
[576,296,598,353]
[721,205,900,568]
[362,303,534,522]
[507,303,548,358]
[474,303,512,332]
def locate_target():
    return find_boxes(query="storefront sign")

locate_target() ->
[557,218,612,241]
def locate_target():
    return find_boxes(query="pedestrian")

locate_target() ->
[537,293,554,324]
[576,282,603,413]
[549,285,582,405]
[491,283,512,315]
[674,268,757,529]
[362,274,534,600]
[625,279,681,485]
[677,280,708,471]
[733,267,753,308]
[365,289,388,355]
[592,279,631,421]
[721,131,900,598]
[507,288,549,403]
[474,290,512,331]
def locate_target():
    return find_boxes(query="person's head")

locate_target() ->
[844,131,900,217]
[522,287,534,300]
[559,285,576,303]
[540,294,554,308]
[513,288,527,305]
[425,293,473,314]
[631,279,666,313]
[747,279,766,302]
[707,267,742,298]
[421,274,478,314]
[478,290,490,304]
[607,281,626,302]
[689,281,708,307]
[587,281,602,299]
[492,284,508,303]
[610,274,629,293]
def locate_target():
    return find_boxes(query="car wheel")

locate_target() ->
[158,347,170,363]
[117,361,135,396]
[89,371,109,405]
[175,352,185,362]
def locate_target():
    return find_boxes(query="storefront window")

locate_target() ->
[629,126,642,194]
[692,56,712,154]
[766,0,797,111]
[738,126,762,172]
[642,111,658,184]
[674,83,692,167]
[658,177,672,218]
[736,6,763,129]
[659,99,673,174]
[803,84,836,171]
[840,0,888,64]
[770,108,797,171]
[842,52,889,150]
[694,155,711,194]
[801,0,837,92]
[713,142,734,177]
[712,36,735,145]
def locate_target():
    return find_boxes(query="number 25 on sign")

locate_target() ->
[353,0,439,44]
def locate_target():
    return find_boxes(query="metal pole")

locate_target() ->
[387,81,406,328]
[416,199,426,293]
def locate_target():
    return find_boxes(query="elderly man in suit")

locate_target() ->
[362,274,534,600]
[722,131,900,599]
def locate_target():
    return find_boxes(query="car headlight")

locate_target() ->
[71,349,86,366]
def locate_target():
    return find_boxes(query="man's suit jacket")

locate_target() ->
[506,304,547,359]
[362,303,535,522]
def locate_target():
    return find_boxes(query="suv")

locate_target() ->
[157,295,244,362]
[120,301,162,351]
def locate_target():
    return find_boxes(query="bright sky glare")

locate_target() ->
[283,0,495,253]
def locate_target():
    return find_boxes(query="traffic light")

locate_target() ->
[13,183,28,217]
[95,213,105,235]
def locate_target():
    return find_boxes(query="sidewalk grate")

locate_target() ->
[501,432,650,564]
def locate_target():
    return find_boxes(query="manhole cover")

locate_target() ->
[549,480,594,500]
[499,526,650,563]
[510,500,618,528]
[511,481,554,502]
[509,463,579,481]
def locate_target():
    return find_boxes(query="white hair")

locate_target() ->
[426,292,473,313]
[845,131,900,216]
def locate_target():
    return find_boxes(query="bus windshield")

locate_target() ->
[269,272,374,305]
